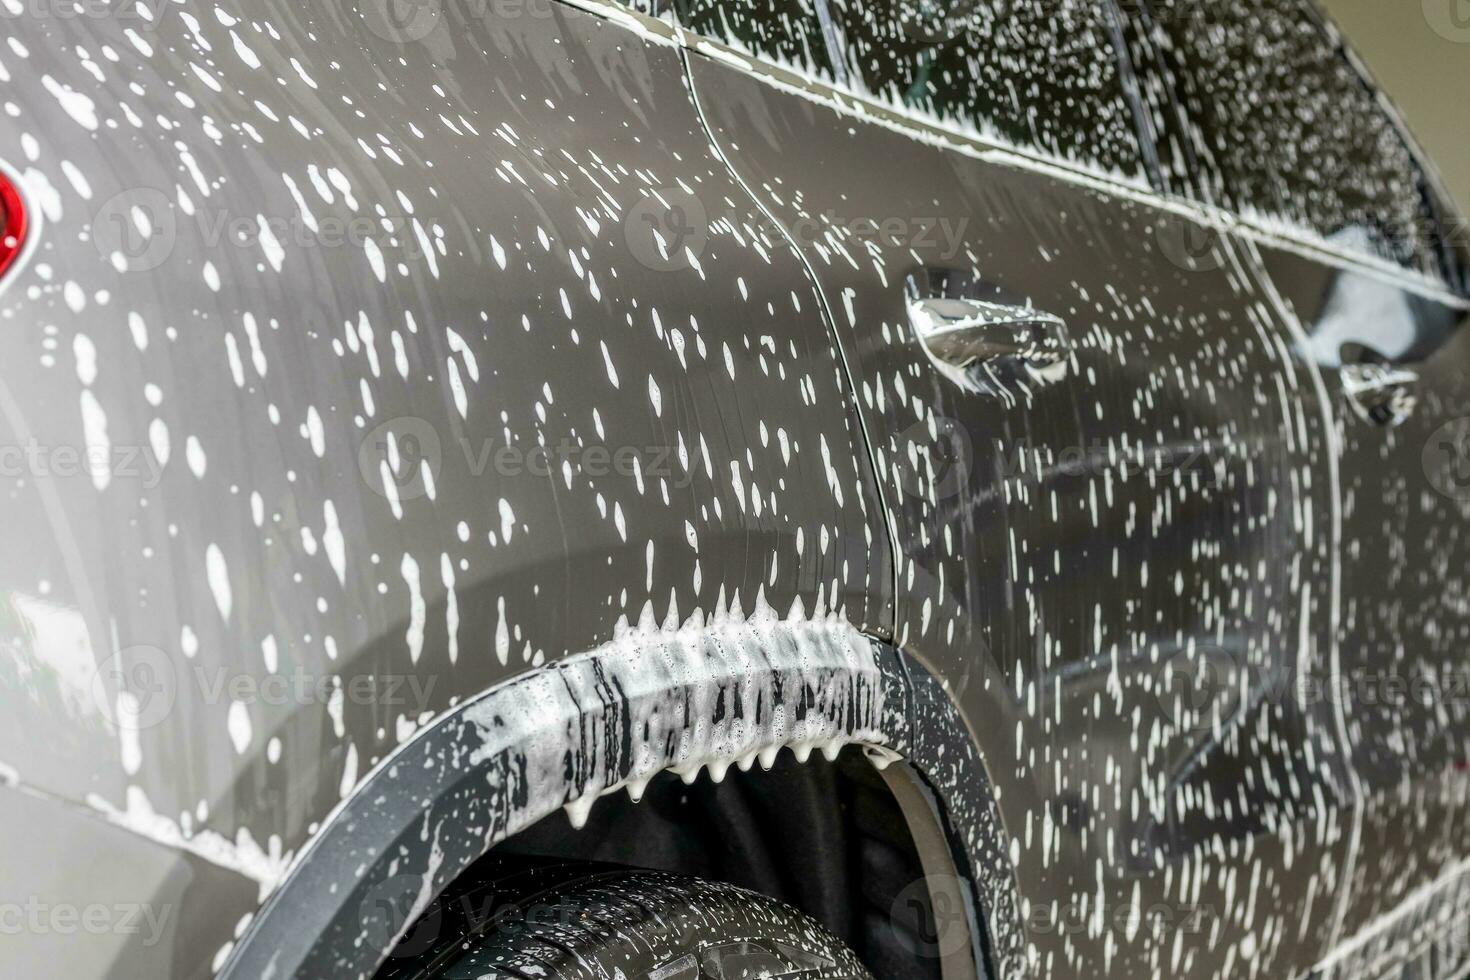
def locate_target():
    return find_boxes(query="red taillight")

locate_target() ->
[0,168,27,281]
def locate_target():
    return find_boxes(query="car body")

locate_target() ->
[1,0,1468,977]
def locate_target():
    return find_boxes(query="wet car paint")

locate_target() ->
[680,37,1351,980]
[0,1,889,975]
[0,1,1467,979]
[1252,244,1470,952]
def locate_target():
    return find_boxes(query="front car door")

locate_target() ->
[1122,0,1470,968]
[672,1,1351,977]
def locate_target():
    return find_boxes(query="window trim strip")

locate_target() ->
[556,0,1469,309]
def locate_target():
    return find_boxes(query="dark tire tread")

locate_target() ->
[377,862,874,980]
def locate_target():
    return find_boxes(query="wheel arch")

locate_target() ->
[220,613,1023,980]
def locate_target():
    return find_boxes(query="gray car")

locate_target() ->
[2,0,1469,978]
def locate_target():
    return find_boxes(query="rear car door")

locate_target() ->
[0,2,891,975]
[1123,0,1470,959]
[673,1,1351,977]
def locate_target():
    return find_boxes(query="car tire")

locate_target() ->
[375,859,875,980]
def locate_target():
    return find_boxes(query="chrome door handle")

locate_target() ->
[908,296,1073,368]
[1341,362,1419,427]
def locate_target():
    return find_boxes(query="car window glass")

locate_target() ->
[672,0,838,80]
[1135,0,1448,280]
[823,0,1146,178]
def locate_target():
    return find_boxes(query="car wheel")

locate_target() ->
[376,859,874,980]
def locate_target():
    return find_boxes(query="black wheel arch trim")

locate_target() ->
[219,616,1021,980]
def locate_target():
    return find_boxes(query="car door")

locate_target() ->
[672,1,1350,977]
[1122,0,1470,957]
